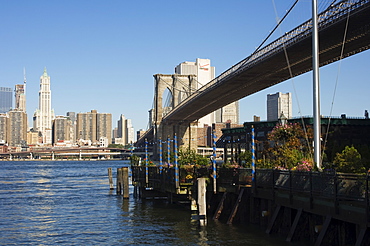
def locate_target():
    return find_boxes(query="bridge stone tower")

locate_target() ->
[153,74,198,160]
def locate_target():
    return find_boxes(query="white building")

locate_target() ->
[267,92,292,121]
[99,137,109,147]
[126,119,135,144]
[33,68,55,145]
[115,114,135,146]
[175,58,239,126]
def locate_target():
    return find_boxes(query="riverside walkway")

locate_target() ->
[131,166,370,245]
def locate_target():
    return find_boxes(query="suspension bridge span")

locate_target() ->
[161,0,370,124]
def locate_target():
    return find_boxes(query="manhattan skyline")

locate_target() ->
[1,1,369,131]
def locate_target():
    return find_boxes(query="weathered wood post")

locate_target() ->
[198,177,207,226]
[116,168,122,195]
[122,167,129,199]
[108,167,114,190]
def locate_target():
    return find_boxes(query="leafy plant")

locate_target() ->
[267,122,314,169]
[333,146,365,173]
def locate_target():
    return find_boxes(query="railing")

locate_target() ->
[132,166,370,203]
[255,169,369,202]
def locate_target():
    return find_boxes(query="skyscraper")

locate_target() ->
[175,58,239,125]
[33,68,55,144]
[267,92,292,121]
[15,84,26,112]
[0,87,12,114]
[15,70,27,112]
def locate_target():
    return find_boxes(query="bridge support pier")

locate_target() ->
[154,121,198,160]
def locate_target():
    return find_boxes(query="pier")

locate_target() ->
[130,166,370,245]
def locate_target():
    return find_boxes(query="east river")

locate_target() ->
[0,160,303,245]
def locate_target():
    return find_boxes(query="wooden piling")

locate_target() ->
[108,167,114,190]
[116,168,122,195]
[213,192,227,220]
[227,188,244,224]
[198,178,207,226]
[116,167,129,198]
[122,167,129,199]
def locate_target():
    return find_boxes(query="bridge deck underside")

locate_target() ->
[164,4,370,123]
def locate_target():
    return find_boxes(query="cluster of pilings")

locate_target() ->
[108,167,129,198]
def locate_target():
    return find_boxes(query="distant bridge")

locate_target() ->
[0,147,151,160]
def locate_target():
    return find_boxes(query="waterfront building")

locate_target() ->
[33,68,55,145]
[0,87,12,114]
[77,110,97,144]
[0,114,7,144]
[218,116,370,164]
[66,112,77,143]
[77,110,112,145]
[97,113,112,145]
[175,58,239,125]
[7,110,27,147]
[267,92,292,121]
[27,130,39,146]
[99,137,109,147]
[52,116,72,145]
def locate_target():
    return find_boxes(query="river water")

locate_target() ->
[0,160,299,245]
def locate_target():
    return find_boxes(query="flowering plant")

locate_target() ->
[291,159,313,171]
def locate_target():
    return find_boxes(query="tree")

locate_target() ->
[239,151,252,168]
[108,143,125,149]
[267,122,313,169]
[333,146,365,173]
[178,148,209,167]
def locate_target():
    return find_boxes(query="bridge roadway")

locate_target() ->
[0,147,151,160]
[162,0,370,123]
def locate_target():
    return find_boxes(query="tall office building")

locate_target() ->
[7,110,27,147]
[0,87,12,114]
[77,110,112,145]
[267,92,292,121]
[33,68,55,144]
[175,58,239,126]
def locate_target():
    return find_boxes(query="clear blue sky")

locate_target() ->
[1,0,369,132]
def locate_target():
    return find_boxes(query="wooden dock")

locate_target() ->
[130,166,370,245]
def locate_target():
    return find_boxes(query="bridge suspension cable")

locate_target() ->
[322,2,352,162]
